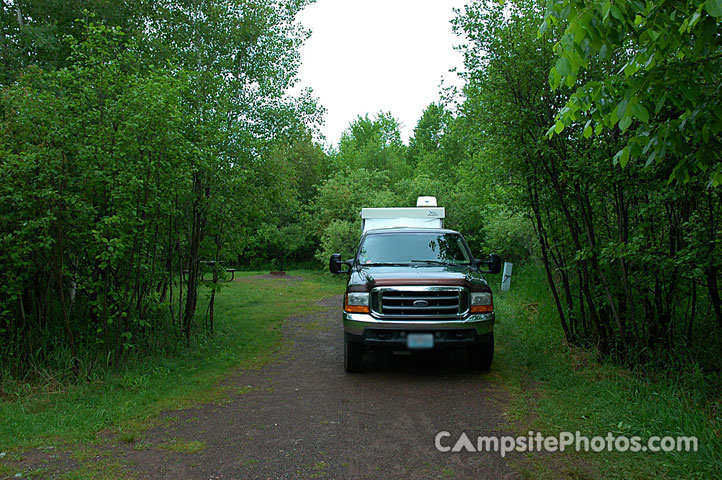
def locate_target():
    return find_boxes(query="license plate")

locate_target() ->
[407,333,434,349]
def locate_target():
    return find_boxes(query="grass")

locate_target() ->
[57,458,133,480]
[0,269,345,455]
[491,263,722,480]
[2,264,720,479]
[157,438,206,454]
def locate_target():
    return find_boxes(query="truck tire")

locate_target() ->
[469,333,494,371]
[344,333,363,373]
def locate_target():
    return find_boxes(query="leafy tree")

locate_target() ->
[407,102,463,178]
[239,136,322,269]
[0,0,322,378]
[252,223,307,271]
[408,103,448,164]
[454,0,722,363]
[335,112,410,180]
[544,0,722,186]
[310,168,399,262]
[0,0,149,84]
[317,220,358,264]
[392,174,450,209]
[1,23,192,371]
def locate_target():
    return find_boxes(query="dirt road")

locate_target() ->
[114,294,520,479]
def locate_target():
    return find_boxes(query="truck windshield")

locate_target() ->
[357,232,471,265]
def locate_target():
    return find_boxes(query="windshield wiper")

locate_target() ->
[364,262,410,267]
[410,259,454,266]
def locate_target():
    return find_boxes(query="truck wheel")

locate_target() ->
[469,333,494,371]
[344,333,363,373]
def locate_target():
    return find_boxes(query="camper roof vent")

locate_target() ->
[416,196,438,207]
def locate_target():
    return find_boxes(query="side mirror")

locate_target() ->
[329,253,342,274]
[488,253,502,274]
[476,253,501,274]
[330,253,353,274]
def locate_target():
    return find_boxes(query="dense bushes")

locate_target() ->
[1,27,191,373]
[453,0,722,368]
[0,1,320,379]
[3,0,718,386]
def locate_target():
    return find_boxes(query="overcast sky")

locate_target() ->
[295,0,469,147]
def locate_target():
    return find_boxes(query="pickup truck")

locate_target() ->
[329,227,501,372]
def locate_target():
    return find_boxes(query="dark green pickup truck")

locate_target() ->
[330,227,501,372]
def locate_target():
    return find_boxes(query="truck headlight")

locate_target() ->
[470,291,493,313]
[345,292,369,313]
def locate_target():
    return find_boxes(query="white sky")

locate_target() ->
[295,0,469,147]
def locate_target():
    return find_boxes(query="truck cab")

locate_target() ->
[329,199,501,372]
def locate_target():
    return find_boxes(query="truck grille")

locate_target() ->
[371,287,468,319]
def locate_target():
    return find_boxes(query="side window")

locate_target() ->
[455,237,470,262]
[358,246,369,264]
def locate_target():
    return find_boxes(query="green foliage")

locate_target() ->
[3,0,719,414]
[392,174,451,209]
[310,168,399,261]
[309,98,517,264]
[483,207,538,263]
[0,0,148,85]
[253,223,309,271]
[407,102,459,175]
[335,112,410,181]
[0,1,321,378]
[454,0,722,366]
[1,22,190,370]
[494,264,722,479]
[544,0,722,186]
[237,134,329,268]
[310,168,398,228]
[316,220,358,263]
[0,270,343,449]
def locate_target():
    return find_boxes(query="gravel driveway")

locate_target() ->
[112,294,520,479]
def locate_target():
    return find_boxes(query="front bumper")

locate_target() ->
[343,311,494,349]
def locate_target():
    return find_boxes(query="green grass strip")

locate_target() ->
[0,270,344,450]
[491,264,722,480]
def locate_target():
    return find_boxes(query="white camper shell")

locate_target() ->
[360,197,445,233]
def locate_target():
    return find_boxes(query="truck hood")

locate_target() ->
[347,265,490,292]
